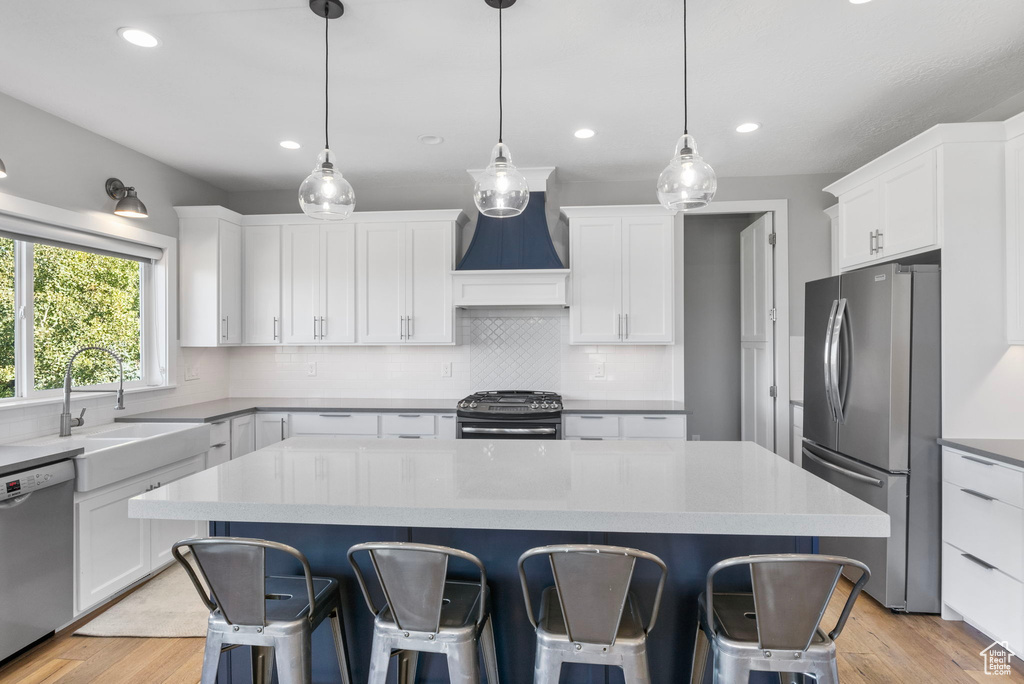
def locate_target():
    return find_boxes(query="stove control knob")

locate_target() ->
[552,403,561,409]
[459,401,468,408]
[541,403,549,409]
[530,403,539,409]
[469,402,478,408]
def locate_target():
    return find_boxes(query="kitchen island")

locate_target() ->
[131,438,887,683]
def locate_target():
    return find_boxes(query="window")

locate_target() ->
[0,238,155,401]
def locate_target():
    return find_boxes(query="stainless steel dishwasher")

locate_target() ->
[0,459,74,662]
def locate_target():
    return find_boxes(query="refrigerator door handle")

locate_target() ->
[829,298,848,422]
[803,447,884,488]
[823,299,839,421]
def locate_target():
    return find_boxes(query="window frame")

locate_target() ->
[0,194,176,408]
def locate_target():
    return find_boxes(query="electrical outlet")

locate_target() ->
[441,362,452,378]
[692,434,701,441]
[593,362,606,379]
[306,362,317,377]
[184,365,200,381]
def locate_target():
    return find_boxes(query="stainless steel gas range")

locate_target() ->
[455,390,563,440]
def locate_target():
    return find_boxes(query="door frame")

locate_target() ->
[674,199,792,459]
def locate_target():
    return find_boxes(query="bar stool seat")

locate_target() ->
[699,593,828,646]
[538,586,646,642]
[376,579,485,634]
[264,575,338,622]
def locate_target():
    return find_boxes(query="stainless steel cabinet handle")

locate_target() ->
[580,437,603,441]
[643,416,668,420]
[400,316,405,340]
[280,418,286,441]
[313,316,318,340]
[210,442,228,448]
[461,426,556,435]
[406,316,413,339]
[803,448,884,487]
[869,231,877,255]
[398,435,420,439]
[617,313,622,340]
[961,454,994,466]
[273,317,279,341]
[320,316,326,339]
[318,414,352,418]
[961,553,996,571]
[625,313,629,339]
[876,231,884,251]
[397,414,421,418]
[212,421,226,426]
[222,316,228,340]
[960,488,995,502]
[579,415,604,420]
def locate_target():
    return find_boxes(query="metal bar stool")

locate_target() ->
[690,553,871,684]
[173,536,352,684]
[517,544,668,684]
[347,541,499,684]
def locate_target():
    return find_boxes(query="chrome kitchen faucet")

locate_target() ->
[59,346,126,437]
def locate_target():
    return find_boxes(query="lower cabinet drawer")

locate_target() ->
[381,413,436,436]
[943,542,1024,654]
[943,482,1024,580]
[290,412,379,436]
[206,443,230,468]
[209,420,230,447]
[621,414,687,439]
[943,448,1024,508]
[564,414,620,438]
[438,414,456,439]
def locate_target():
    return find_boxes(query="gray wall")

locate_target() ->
[0,91,227,238]
[683,214,757,441]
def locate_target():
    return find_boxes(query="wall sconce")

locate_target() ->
[0,156,7,179]
[105,178,148,218]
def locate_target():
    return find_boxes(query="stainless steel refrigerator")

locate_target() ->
[802,263,941,613]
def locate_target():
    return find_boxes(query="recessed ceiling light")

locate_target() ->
[117,27,159,48]
[736,122,760,133]
[574,128,596,139]
[417,135,444,145]
[279,140,301,150]
[849,0,872,4]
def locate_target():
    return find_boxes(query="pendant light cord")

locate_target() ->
[683,0,688,135]
[498,1,504,143]
[325,9,330,150]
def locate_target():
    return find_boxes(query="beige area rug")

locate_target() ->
[75,556,208,638]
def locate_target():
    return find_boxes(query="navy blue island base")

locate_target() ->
[211,521,812,684]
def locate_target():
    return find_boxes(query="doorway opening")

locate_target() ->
[683,212,778,451]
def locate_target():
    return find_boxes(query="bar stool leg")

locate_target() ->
[621,652,651,684]
[252,645,275,684]
[367,634,393,684]
[328,606,352,684]
[273,634,312,684]
[713,654,750,684]
[199,631,224,684]
[691,628,711,684]
[398,650,420,684]
[480,615,500,684]
[446,640,481,684]
[533,646,562,684]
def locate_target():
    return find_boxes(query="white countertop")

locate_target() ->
[129,438,888,538]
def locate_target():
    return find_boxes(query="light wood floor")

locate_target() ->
[1,579,1021,683]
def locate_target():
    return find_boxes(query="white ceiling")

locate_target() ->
[1,0,1023,193]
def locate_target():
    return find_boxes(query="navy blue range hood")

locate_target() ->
[457,191,564,270]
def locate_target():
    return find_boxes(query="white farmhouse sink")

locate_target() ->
[21,422,210,492]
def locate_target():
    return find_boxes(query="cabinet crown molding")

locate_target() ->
[824,121,1009,197]
[560,204,675,219]
[174,206,468,227]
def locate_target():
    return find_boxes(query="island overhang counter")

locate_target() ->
[130,437,888,683]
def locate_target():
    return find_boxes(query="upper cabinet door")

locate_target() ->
[357,223,407,344]
[218,221,243,344]
[570,218,623,343]
[880,149,938,258]
[405,222,453,344]
[319,225,356,344]
[621,216,673,343]
[838,179,881,270]
[281,225,321,344]
[243,225,282,344]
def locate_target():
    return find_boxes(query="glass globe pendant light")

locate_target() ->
[299,0,355,220]
[657,0,717,211]
[473,0,529,219]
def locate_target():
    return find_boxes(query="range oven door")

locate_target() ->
[802,439,908,610]
[457,421,560,440]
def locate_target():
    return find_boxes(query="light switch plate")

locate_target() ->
[184,365,200,381]
[441,362,452,378]
[593,362,606,379]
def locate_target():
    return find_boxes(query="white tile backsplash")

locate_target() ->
[470,316,561,391]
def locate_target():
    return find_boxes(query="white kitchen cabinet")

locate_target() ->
[290,412,380,436]
[879,149,938,258]
[177,208,244,346]
[256,412,290,449]
[357,221,454,345]
[564,413,687,440]
[206,420,231,468]
[230,413,256,459]
[837,180,880,270]
[791,404,804,466]
[1007,130,1024,344]
[244,225,282,344]
[281,224,356,344]
[564,207,674,344]
[941,447,1024,656]
[75,454,205,615]
[438,414,457,439]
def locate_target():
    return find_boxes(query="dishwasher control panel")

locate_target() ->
[1,461,75,501]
